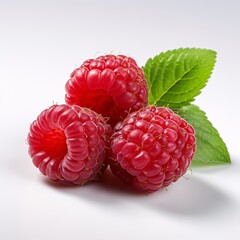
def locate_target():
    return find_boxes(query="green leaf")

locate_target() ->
[175,104,231,166]
[143,48,217,108]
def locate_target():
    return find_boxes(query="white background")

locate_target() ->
[1,0,240,239]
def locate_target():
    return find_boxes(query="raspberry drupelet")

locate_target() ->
[65,54,148,126]
[108,106,196,192]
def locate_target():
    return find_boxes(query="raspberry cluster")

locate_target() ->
[28,54,196,192]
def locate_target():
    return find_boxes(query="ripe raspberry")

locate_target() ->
[109,106,196,192]
[27,104,112,185]
[65,54,148,126]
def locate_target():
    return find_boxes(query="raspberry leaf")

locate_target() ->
[143,48,216,108]
[175,104,231,166]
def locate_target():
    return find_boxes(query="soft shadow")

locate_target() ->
[42,168,151,209]
[97,168,142,195]
[145,174,234,217]
[42,168,235,217]
[41,169,130,205]
[97,171,234,217]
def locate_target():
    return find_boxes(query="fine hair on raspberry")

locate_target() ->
[109,106,196,192]
[65,54,148,126]
[27,104,112,185]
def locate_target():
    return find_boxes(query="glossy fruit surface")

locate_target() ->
[28,104,111,185]
[109,106,196,192]
[65,54,148,126]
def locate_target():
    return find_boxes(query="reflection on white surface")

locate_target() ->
[5,165,236,240]
[40,168,234,217]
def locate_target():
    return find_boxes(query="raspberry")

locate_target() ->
[65,54,148,126]
[109,106,196,192]
[27,104,112,185]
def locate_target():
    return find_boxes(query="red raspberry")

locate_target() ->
[65,54,148,126]
[27,104,112,185]
[109,106,196,192]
